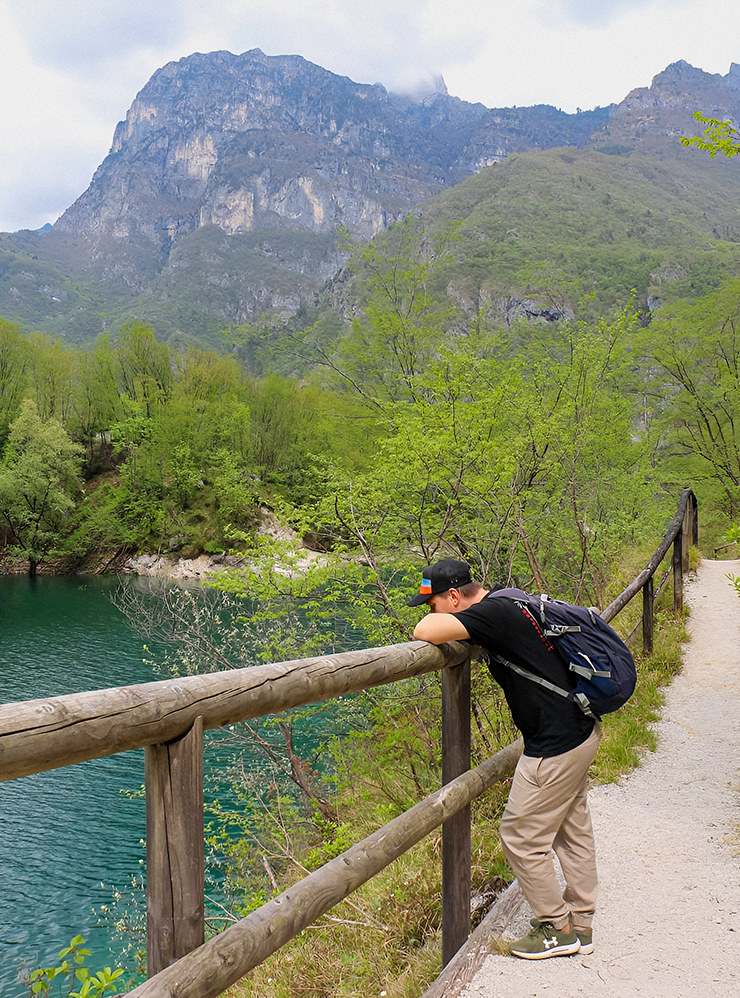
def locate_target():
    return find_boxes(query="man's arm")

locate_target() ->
[413,613,471,644]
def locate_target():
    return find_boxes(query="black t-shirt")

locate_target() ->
[453,596,595,758]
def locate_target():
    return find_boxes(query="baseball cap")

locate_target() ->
[407,559,474,607]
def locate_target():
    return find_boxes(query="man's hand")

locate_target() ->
[413,613,471,644]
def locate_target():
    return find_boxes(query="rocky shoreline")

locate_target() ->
[0,508,324,580]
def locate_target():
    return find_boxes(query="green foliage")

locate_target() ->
[26,935,124,998]
[640,279,740,519]
[207,538,418,656]
[113,321,172,417]
[726,523,740,544]
[407,146,740,323]
[0,399,84,573]
[329,216,455,407]
[0,318,362,559]
[308,299,669,606]
[68,336,122,472]
[681,112,740,159]
[0,317,29,447]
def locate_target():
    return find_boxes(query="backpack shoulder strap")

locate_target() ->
[493,654,597,718]
[491,653,570,700]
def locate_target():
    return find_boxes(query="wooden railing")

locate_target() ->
[601,486,698,651]
[0,488,698,998]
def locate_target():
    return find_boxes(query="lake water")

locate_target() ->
[0,573,359,996]
[0,575,165,995]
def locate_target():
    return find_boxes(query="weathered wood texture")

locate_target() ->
[643,576,654,655]
[602,487,696,624]
[441,659,471,967]
[420,881,529,998]
[146,717,204,977]
[673,524,684,613]
[123,740,524,998]
[0,640,470,783]
[690,491,699,547]
[0,487,699,998]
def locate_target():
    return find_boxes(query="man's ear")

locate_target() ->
[447,587,461,607]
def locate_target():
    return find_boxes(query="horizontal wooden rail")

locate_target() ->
[0,640,470,783]
[602,486,695,624]
[125,739,524,998]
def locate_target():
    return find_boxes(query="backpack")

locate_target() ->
[484,588,636,719]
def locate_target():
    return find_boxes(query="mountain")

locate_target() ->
[0,53,739,345]
[55,50,610,249]
[0,49,608,342]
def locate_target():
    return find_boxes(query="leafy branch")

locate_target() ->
[681,112,740,159]
[26,936,124,998]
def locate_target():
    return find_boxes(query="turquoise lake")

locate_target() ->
[0,575,166,995]
[0,572,299,996]
[0,573,358,997]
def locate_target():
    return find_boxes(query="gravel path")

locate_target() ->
[462,559,740,998]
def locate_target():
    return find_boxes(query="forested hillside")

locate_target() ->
[1,242,738,600]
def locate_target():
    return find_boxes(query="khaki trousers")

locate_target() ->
[499,725,601,929]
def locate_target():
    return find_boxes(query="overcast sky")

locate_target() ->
[1,0,739,233]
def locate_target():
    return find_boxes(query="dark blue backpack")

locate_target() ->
[485,588,636,719]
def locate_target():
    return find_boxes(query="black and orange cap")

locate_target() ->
[407,559,474,607]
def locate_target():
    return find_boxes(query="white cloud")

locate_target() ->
[0,6,115,230]
[8,0,187,65]
[443,0,740,111]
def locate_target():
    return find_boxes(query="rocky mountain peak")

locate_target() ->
[725,62,740,92]
[2,53,739,343]
[588,60,740,157]
[53,48,611,265]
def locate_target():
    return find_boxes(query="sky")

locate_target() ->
[1,0,739,233]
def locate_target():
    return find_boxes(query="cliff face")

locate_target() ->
[54,49,611,254]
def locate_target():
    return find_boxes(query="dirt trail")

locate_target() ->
[463,559,740,998]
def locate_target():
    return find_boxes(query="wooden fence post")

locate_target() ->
[690,492,699,548]
[145,715,204,977]
[682,504,691,574]
[441,656,471,967]
[642,576,654,655]
[673,523,684,613]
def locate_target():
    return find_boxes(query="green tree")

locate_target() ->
[325,215,454,409]
[28,333,76,423]
[69,336,121,473]
[113,322,172,417]
[0,317,29,448]
[0,399,84,575]
[640,279,740,518]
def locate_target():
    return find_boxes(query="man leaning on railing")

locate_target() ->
[409,559,600,960]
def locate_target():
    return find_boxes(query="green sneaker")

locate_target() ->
[509,918,581,960]
[575,928,594,955]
